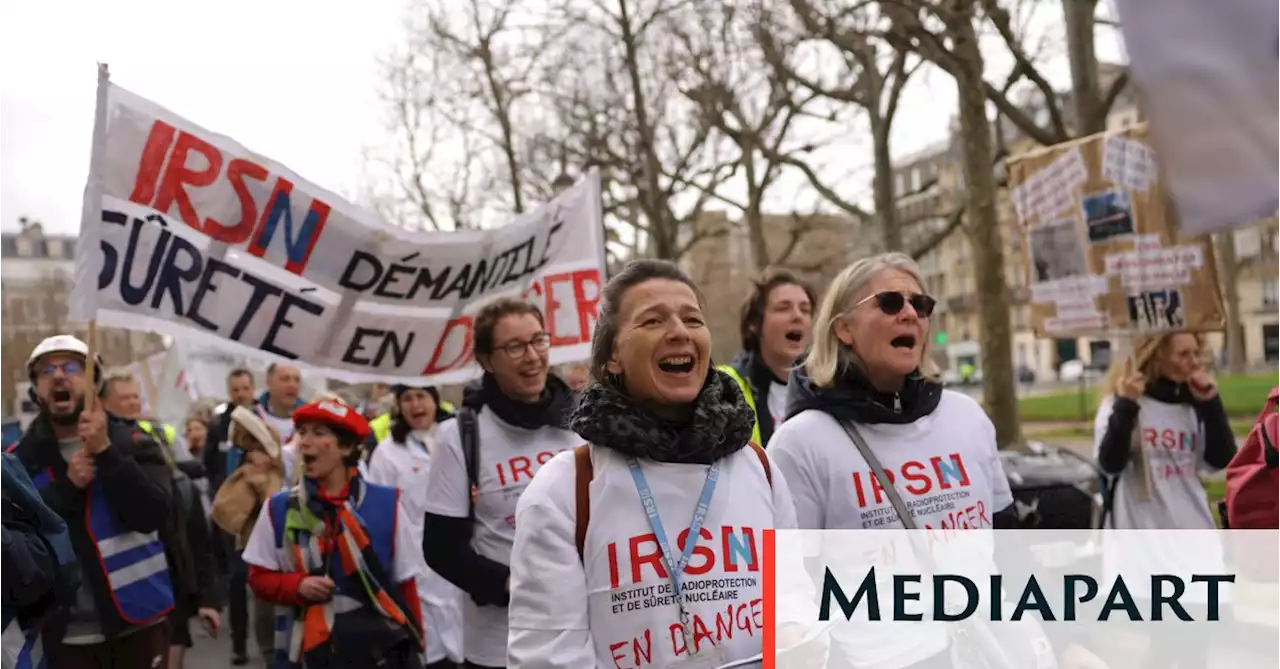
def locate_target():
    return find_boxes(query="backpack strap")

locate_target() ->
[574,445,593,563]
[458,408,480,521]
[1262,413,1278,470]
[749,443,772,489]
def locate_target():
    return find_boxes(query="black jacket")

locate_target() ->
[10,413,174,639]
[2,487,59,615]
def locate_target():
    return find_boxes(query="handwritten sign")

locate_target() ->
[1111,0,1278,236]
[1007,124,1225,338]
[72,78,606,384]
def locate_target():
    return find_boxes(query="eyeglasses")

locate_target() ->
[496,333,552,359]
[855,291,937,318]
[36,360,85,378]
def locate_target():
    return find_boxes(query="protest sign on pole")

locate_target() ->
[1006,124,1226,339]
[1110,0,1278,236]
[71,80,606,384]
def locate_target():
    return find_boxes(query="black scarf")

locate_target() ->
[571,369,757,464]
[785,359,943,425]
[462,373,574,430]
[1144,376,1196,405]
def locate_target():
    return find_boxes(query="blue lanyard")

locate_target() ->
[626,457,719,641]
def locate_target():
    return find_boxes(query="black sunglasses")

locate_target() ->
[855,291,936,317]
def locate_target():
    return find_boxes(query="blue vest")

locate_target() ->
[267,482,398,669]
[27,469,175,626]
[1,615,46,669]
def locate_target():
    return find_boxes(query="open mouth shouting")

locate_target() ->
[891,334,918,349]
[49,388,76,413]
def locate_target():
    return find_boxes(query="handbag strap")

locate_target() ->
[837,419,917,531]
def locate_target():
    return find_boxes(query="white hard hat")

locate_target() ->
[27,334,90,375]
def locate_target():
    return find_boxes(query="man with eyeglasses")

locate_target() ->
[6,335,176,669]
[422,298,580,669]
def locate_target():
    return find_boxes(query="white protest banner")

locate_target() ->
[72,75,606,384]
[1111,0,1278,235]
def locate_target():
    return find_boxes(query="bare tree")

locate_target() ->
[540,0,743,261]
[375,0,550,230]
[663,0,847,270]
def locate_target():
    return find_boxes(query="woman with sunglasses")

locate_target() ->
[768,252,1019,669]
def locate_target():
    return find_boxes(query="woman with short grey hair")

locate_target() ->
[769,252,1018,669]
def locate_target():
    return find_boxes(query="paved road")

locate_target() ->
[183,625,267,669]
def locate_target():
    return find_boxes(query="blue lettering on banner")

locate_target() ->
[96,209,325,361]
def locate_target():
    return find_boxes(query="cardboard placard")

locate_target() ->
[1006,124,1225,338]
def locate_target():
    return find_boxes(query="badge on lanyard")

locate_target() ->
[626,457,727,665]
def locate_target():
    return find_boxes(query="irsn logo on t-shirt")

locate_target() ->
[495,447,573,486]
[851,452,971,508]
[606,526,760,589]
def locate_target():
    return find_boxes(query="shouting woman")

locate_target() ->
[506,259,804,667]
[241,399,426,669]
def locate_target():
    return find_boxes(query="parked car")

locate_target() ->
[999,441,1103,529]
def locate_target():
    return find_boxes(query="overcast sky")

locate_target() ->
[1,1,1123,236]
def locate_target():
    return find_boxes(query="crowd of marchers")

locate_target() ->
[3,251,1276,669]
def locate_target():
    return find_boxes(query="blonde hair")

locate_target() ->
[310,391,343,403]
[1102,332,1208,398]
[805,252,942,388]
[102,369,138,391]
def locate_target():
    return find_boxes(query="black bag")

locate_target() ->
[458,407,481,522]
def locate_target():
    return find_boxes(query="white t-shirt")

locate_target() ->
[507,445,806,667]
[768,390,1014,669]
[240,486,426,608]
[1093,395,1227,604]
[421,409,583,666]
[367,431,465,664]
[766,381,788,428]
[258,406,296,444]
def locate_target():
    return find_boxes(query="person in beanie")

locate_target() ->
[366,384,463,668]
[242,399,426,669]
[211,407,285,666]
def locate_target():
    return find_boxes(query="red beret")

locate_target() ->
[293,399,372,441]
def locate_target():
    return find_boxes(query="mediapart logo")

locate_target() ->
[818,566,1234,623]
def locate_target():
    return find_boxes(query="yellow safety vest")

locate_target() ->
[716,364,761,447]
[137,420,179,465]
[370,401,455,443]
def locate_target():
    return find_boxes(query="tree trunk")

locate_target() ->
[1216,232,1247,373]
[871,119,902,252]
[950,5,1022,448]
[1063,0,1103,135]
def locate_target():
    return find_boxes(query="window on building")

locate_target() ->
[1265,324,1279,362]
[14,237,33,257]
[1263,278,1278,307]
[45,239,62,258]
[1017,343,1028,366]
[910,168,922,193]
[895,173,905,196]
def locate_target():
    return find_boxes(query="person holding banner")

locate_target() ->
[242,399,426,669]
[422,298,580,669]
[7,335,176,669]
[506,259,805,667]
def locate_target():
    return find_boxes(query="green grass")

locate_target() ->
[1026,418,1258,441]
[1019,373,1278,422]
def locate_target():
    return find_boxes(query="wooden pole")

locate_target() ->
[83,321,98,412]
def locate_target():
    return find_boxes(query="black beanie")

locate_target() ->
[392,384,441,407]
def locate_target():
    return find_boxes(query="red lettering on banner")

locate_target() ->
[422,317,474,374]
[606,528,760,587]
[851,453,972,509]
[573,269,602,340]
[125,121,333,276]
[544,272,574,346]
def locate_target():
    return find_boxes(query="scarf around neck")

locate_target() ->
[570,369,757,464]
[463,372,575,430]
[280,472,422,666]
[785,358,943,425]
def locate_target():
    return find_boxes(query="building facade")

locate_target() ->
[2,220,164,415]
